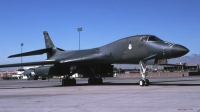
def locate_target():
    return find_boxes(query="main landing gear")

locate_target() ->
[41,77,47,80]
[139,61,150,86]
[62,77,76,86]
[88,77,103,85]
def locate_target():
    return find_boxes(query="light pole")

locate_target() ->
[77,27,82,50]
[21,43,23,67]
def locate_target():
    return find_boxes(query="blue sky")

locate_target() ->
[0,0,200,65]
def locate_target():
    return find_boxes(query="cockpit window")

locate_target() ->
[140,36,148,41]
[148,36,159,41]
[140,36,164,42]
[148,36,163,42]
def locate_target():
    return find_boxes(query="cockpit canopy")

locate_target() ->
[140,35,163,42]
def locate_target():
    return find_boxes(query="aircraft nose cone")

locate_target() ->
[171,44,189,57]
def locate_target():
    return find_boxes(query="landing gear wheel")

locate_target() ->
[71,78,76,85]
[139,79,150,86]
[98,77,103,84]
[88,78,94,85]
[41,77,46,80]
[144,79,149,86]
[62,79,66,86]
[139,79,145,86]
[88,77,103,85]
[34,75,39,80]
[62,78,77,86]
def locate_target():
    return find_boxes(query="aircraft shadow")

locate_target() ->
[149,78,200,86]
[1,78,200,89]
[150,83,200,86]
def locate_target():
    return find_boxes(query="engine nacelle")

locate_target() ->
[35,64,70,77]
[35,66,56,77]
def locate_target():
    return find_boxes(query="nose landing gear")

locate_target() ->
[139,61,150,86]
[139,79,149,86]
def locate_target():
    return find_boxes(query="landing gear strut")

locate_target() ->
[139,61,150,86]
[62,77,76,86]
[88,77,103,85]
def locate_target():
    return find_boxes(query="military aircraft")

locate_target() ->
[0,31,189,86]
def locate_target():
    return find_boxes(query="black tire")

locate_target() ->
[34,75,39,80]
[72,78,76,85]
[88,78,94,85]
[41,77,46,80]
[98,78,103,84]
[66,78,70,86]
[62,79,66,86]
[139,79,145,86]
[144,79,150,86]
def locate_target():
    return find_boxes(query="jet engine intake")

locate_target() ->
[35,65,71,77]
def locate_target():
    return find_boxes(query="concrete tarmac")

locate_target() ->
[0,76,200,112]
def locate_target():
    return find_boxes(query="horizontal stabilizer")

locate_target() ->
[57,47,65,51]
[8,48,53,58]
[0,61,60,68]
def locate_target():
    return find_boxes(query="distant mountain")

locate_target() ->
[168,54,200,65]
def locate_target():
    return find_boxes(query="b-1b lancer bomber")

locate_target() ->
[0,31,189,86]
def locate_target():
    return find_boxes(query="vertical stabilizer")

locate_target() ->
[43,31,55,48]
[43,31,56,59]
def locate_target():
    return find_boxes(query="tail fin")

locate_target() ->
[43,31,55,48]
[43,31,57,58]
[8,31,63,59]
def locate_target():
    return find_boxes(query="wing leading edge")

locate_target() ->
[0,61,60,68]
[0,53,102,68]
